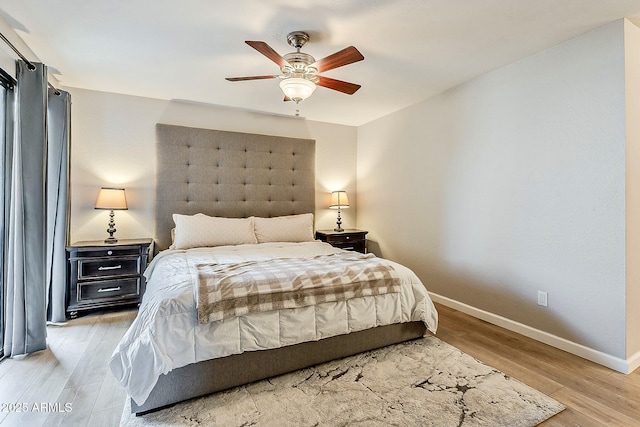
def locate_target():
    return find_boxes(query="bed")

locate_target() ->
[109,124,438,414]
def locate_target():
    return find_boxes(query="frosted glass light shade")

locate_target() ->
[329,191,350,209]
[279,77,316,102]
[95,187,128,210]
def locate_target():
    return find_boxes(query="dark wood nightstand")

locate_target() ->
[66,238,153,318]
[315,229,368,253]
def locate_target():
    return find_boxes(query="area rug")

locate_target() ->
[120,335,564,426]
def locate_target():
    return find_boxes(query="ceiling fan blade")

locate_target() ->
[245,41,290,68]
[311,46,364,73]
[316,76,361,95]
[283,96,292,102]
[225,75,280,81]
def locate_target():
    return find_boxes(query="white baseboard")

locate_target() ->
[627,350,640,374]
[429,292,636,375]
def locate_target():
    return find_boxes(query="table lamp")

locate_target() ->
[94,187,128,243]
[329,191,350,232]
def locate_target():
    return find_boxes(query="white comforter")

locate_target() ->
[109,242,438,406]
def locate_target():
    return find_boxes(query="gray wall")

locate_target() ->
[357,20,635,360]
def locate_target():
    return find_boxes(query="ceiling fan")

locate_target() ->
[225,31,364,104]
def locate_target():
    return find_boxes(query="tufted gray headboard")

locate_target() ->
[155,124,316,250]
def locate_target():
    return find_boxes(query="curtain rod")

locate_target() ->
[0,31,34,69]
[0,30,61,94]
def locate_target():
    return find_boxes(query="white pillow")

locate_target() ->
[253,213,315,243]
[171,214,257,249]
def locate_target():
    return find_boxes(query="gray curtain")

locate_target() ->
[3,61,48,356]
[0,71,16,359]
[46,88,70,324]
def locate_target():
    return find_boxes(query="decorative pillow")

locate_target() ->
[171,214,257,249]
[253,213,315,243]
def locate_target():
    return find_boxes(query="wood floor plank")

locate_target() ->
[82,310,135,413]
[0,308,136,427]
[440,316,640,419]
[92,367,128,413]
[0,349,53,425]
[43,382,102,427]
[549,387,640,426]
[10,339,92,427]
[434,302,640,426]
[0,356,12,381]
[87,406,123,427]
[538,406,606,427]
[437,328,565,396]
[65,313,130,389]
[52,315,100,348]
[455,329,640,421]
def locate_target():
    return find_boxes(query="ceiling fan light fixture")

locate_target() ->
[279,77,316,102]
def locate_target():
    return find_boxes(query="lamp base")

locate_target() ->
[105,210,118,243]
[334,208,344,232]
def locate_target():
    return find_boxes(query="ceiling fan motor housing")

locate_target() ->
[282,52,317,78]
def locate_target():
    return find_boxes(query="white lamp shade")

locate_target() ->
[329,191,350,209]
[95,187,128,210]
[279,77,316,102]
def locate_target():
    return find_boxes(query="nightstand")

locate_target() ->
[315,229,368,253]
[66,238,153,318]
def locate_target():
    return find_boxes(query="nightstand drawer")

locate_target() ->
[325,234,363,245]
[315,229,369,254]
[77,256,140,279]
[78,278,140,301]
[328,241,361,251]
[77,247,141,258]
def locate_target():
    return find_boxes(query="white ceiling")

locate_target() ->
[1,0,640,126]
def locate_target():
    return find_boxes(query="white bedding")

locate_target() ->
[109,242,438,406]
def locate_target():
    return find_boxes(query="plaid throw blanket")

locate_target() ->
[195,252,400,324]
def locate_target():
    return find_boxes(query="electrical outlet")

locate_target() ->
[537,291,548,307]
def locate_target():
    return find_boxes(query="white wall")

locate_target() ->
[358,20,630,359]
[66,88,357,243]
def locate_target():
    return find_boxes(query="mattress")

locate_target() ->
[109,241,438,406]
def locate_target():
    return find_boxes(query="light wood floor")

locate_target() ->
[435,304,640,426]
[0,303,638,426]
[0,308,137,427]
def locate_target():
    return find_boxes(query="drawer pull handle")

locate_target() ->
[97,287,121,293]
[98,265,122,271]
[343,247,355,250]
